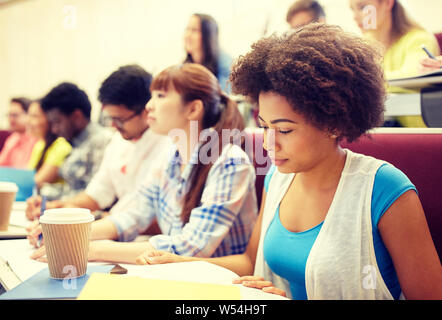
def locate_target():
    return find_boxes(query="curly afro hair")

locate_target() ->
[230,23,386,142]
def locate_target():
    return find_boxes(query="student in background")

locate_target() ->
[30,63,258,264]
[286,0,326,29]
[350,0,439,127]
[136,24,442,300]
[0,97,37,168]
[25,65,172,221]
[25,83,112,201]
[27,100,72,189]
[184,13,232,93]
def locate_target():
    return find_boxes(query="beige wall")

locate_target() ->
[1,0,441,129]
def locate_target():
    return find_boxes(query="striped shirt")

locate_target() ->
[108,142,258,257]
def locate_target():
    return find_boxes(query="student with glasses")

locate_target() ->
[101,108,144,130]
[26,65,172,223]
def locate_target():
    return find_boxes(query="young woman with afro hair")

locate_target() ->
[136,24,442,300]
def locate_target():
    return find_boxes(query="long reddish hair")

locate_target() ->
[151,63,244,223]
[388,0,424,44]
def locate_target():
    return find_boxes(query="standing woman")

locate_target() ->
[27,100,72,190]
[30,63,258,264]
[184,13,232,93]
[137,24,442,300]
[350,0,440,127]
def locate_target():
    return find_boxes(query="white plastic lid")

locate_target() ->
[39,208,94,224]
[0,181,19,193]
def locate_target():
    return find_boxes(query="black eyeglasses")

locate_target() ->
[102,109,144,129]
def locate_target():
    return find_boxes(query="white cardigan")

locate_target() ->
[254,149,397,300]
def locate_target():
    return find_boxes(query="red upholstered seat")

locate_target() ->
[434,33,442,54]
[243,129,271,208]
[246,128,442,260]
[0,130,11,152]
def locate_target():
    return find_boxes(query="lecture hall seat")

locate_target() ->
[243,128,271,208]
[246,128,442,261]
[434,33,442,54]
[0,130,11,152]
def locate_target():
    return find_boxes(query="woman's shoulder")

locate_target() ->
[404,28,435,39]
[374,163,415,191]
[3,132,22,146]
[399,28,438,48]
[371,163,417,226]
[50,137,72,152]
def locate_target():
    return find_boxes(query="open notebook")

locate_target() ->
[78,262,288,300]
[0,240,288,300]
[388,69,442,89]
[78,272,242,300]
[79,262,242,300]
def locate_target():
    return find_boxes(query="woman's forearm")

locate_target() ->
[90,218,119,241]
[90,240,154,264]
[64,192,101,211]
[180,253,255,277]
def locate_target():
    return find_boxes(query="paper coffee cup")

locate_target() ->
[40,208,94,279]
[0,182,18,231]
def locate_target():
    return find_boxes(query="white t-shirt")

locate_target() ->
[85,129,173,214]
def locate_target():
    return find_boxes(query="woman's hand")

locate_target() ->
[25,196,42,221]
[233,276,287,297]
[419,57,442,74]
[30,244,47,262]
[26,220,43,248]
[135,249,186,265]
[25,196,65,221]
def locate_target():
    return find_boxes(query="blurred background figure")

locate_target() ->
[0,97,37,168]
[25,64,172,222]
[183,13,232,93]
[27,100,72,189]
[286,0,326,29]
[350,0,440,127]
[37,82,112,200]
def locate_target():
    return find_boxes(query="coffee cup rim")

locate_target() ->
[39,208,94,224]
[0,181,19,193]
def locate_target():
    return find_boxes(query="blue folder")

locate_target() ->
[0,166,35,201]
[0,264,114,300]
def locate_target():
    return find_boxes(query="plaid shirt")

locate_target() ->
[108,143,258,257]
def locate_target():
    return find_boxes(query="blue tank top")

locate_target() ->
[263,163,416,300]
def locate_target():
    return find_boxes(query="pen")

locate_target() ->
[422,45,437,60]
[37,196,46,247]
